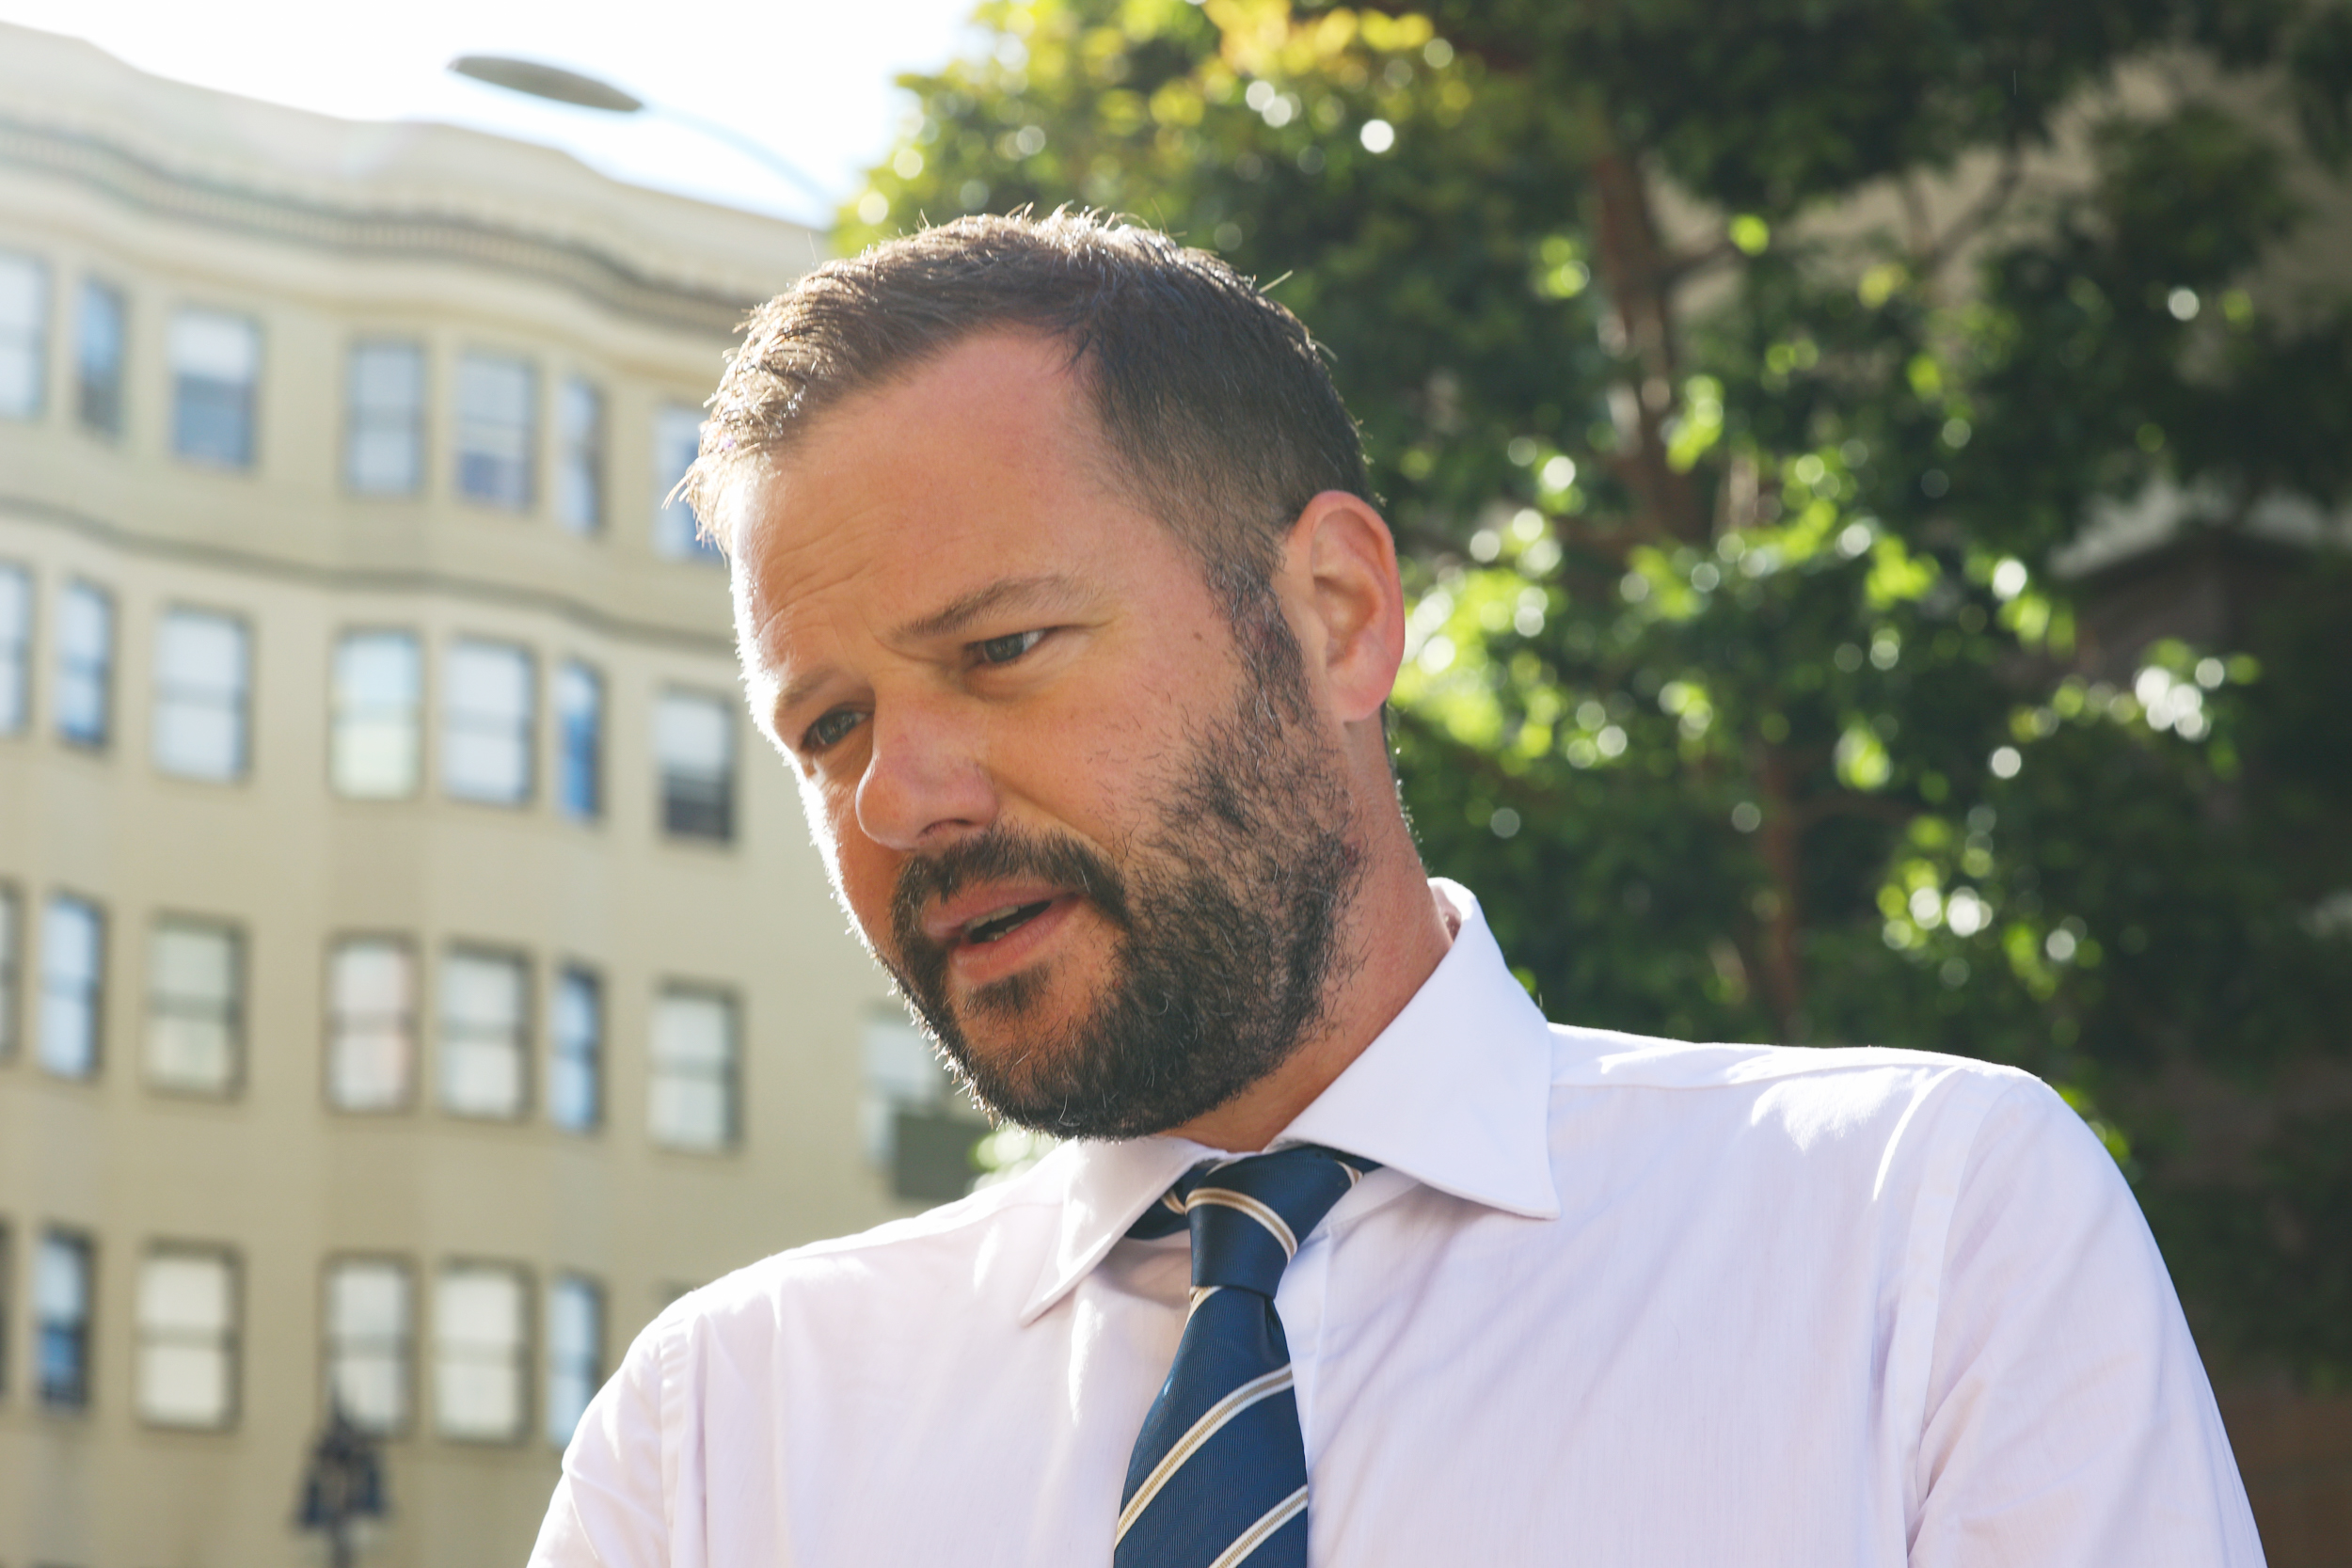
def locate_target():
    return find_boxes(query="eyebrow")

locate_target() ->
[771,574,1094,723]
[895,574,1090,641]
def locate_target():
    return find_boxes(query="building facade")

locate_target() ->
[0,24,960,1568]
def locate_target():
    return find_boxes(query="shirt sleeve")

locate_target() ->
[528,1313,675,1568]
[1908,1076,2265,1566]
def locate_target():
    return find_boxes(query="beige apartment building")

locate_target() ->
[0,24,973,1568]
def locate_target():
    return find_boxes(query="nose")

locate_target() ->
[852,691,998,852]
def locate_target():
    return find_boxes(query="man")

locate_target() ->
[531,212,2261,1566]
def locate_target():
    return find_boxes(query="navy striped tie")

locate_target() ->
[1116,1145,1376,1568]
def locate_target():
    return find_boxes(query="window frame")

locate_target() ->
[325,934,418,1114]
[438,943,531,1122]
[151,604,253,784]
[0,248,50,421]
[76,275,127,437]
[545,1272,604,1448]
[36,1227,95,1411]
[548,963,603,1134]
[555,374,606,534]
[554,658,604,822]
[322,1253,416,1437]
[38,891,105,1082]
[454,349,537,512]
[0,559,32,736]
[329,627,424,800]
[647,983,741,1153]
[135,1242,241,1432]
[655,688,737,845]
[144,911,246,1099]
[441,637,537,807]
[167,305,262,470]
[650,403,716,562]
[54,578,115,751]
[433,1259,532,1445]
[344,337,428,497]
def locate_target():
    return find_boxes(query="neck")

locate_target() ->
[1163,813,1453,1152]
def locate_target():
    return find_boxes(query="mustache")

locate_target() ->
[889,826,1134,951]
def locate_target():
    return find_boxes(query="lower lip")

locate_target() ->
[948,895,1080,988]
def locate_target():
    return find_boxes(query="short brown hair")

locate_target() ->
[684,210,1368,611]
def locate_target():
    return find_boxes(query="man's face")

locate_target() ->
[728,332,1361,1138]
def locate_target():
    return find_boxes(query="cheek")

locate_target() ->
[796,773,860,901]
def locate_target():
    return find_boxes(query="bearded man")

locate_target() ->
[528,212,2260,1568]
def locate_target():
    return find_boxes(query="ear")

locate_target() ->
[1278,490,1406,726]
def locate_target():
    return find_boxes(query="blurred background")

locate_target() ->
[0,1,2346,1564]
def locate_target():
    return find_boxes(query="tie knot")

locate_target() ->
[1129,1145,1376,1296]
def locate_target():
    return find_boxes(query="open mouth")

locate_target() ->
[962,899,1057,945]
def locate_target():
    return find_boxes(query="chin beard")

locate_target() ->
[880,689,1362,1141]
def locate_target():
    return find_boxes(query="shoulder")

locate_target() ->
[1543,1025,2080,1191]
[1553,1024,2042,1113]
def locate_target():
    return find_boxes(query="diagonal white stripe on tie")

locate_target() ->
[1184,1189,1298,1257]
[1202,1485,1308,1568]
[1114,1367,1295,1543]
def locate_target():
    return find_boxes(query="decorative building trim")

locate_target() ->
[0,492,734,656]
[0,115,767,339]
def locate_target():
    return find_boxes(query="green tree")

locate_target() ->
[849,0,2352,1384]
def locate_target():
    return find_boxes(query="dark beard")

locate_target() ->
[880,686,1362,1141]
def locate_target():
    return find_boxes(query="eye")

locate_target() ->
[975,628,1047,666]
[802,707,865,753]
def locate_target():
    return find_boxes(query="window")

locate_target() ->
[556,377,604,532]
[152,608,251,781]
[136,1247,237,1429]
[55,579,114,749]
[440,947,528,1120]
[0,885,19,1060]
[169,308,260,467]
[443,640,534,805]
[77,277,126,436]
[436,1263,528,1442]
[656,689,735,843]
[347,340,425,495]
[651,404,715,561]
[548,965,602,1133]
[327,938,414,1111]
[40,894,103,1080]
[147,916,242,1095]
[456,352,534,509]
[555,660,602,821]
[330,631,421,799]
[649,986,738,1151]
[0,562,29,734]
[325,1258,412,1433]
[37,1230,94,1408]
[0,250,47,420]
[546,1275,603,1446]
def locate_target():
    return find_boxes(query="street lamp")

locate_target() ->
[447,55,834,219]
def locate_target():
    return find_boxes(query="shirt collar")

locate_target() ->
[1020,879,1561,1323]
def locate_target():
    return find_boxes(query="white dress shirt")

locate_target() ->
[531,880,2262,1567]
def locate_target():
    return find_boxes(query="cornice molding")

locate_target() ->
[0,114,769,339]
[0,489,735,657]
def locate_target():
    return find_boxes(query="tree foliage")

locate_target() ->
[848,0,2352,1383]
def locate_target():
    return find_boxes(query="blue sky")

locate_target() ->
[0,0,986,225]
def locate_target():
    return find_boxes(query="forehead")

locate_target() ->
[725,332,1178,667]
